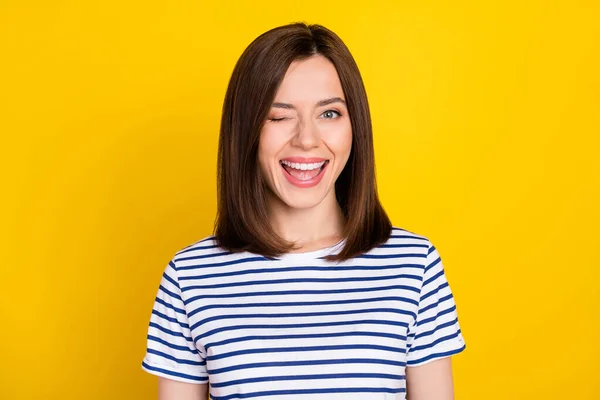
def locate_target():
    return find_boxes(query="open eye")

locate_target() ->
[321,110,341,119]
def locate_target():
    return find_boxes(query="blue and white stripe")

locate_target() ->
[142,227,465,399]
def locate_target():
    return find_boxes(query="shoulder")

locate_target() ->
[170,235,231,266]
[168,234,267,273]
[173,235,223,259]
[387,226,441,267]
[348,226,433,267]
[382,226,433,249]
[388,226,429,241]
[166,235,220,268]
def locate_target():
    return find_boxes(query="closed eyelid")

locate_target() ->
[268,114,295,119]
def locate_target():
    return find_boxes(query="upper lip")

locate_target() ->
[280,157,328,163]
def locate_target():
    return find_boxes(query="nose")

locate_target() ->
[290,118,320,150]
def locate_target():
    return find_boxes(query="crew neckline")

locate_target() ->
[272,238,347,262]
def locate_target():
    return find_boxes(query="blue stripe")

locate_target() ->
[191,307,416,332]
[158,284,182,303]
[188,295,419,319]
[148,322,193,342]
[196,319,410,343]
[179,264,424,282]
[146,348,205,366]
[175,251,231,262]
[407,343,466,365]
[211,372,406,388]
[177,256,270,271]
[416,305,456,327]
[177,244,219,255]
[390,234,427,241]
[151,309,190,330]
[162,269,180,290]
[420,281,449,302]
[147,334,199,354]
[205,330,407,351]
[142,361,208,382]
[418,293,453,316]
[410,331,463,352]
[208,357,407,375]
[427,245,436,255]
[181,273,422,292]
[356,253,426,260]
[184,284,421,305]
[210,387,405,400]
[423,268,444,287]
[425,255,442,273]
[177,236,216,252]
[414,317,459,340]
[207,343,405,362]
[379,243,429,249]
[154,296,185,315]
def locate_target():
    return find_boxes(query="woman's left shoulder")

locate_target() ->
[384,225,433,247]
[355,225,433,263]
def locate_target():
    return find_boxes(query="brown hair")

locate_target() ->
[215,22,391,261]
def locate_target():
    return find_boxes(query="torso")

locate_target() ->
[174,227,430,400]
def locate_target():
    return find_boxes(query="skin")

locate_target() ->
[158,54,455,399]
[406,357,456,400]
[158,378,208,400]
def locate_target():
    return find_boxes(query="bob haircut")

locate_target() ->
[215,22,392,261]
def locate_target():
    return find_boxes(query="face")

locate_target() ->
[258,55,353,211]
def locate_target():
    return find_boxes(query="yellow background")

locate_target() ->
[1,0,598,399]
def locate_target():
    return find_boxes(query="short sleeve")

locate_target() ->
[406,241,466,366]
[141,259,209,384]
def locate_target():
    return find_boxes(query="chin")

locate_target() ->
[275,188,331,210]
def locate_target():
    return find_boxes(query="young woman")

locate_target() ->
[142,22,465,400]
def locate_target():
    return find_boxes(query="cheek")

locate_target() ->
[323,124,352,158]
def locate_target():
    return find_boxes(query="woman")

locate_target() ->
[142,22,465,400]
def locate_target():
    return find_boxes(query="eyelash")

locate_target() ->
[268,109,342,122]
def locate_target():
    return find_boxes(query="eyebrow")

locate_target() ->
[271,97,346,109]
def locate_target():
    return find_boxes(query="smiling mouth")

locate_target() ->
[279,160,329,181]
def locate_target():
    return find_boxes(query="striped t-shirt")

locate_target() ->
[141,227,465,399]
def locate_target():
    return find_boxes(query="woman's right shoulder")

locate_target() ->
[167,235,258,273]
[172,235,225,260]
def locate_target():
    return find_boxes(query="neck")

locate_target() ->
[267,190,345,252]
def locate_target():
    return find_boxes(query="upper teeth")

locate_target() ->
[281,160,326,170]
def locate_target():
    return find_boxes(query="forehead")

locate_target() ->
[274,55,345,103]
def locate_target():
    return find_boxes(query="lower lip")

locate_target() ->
[281,162,328,188]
